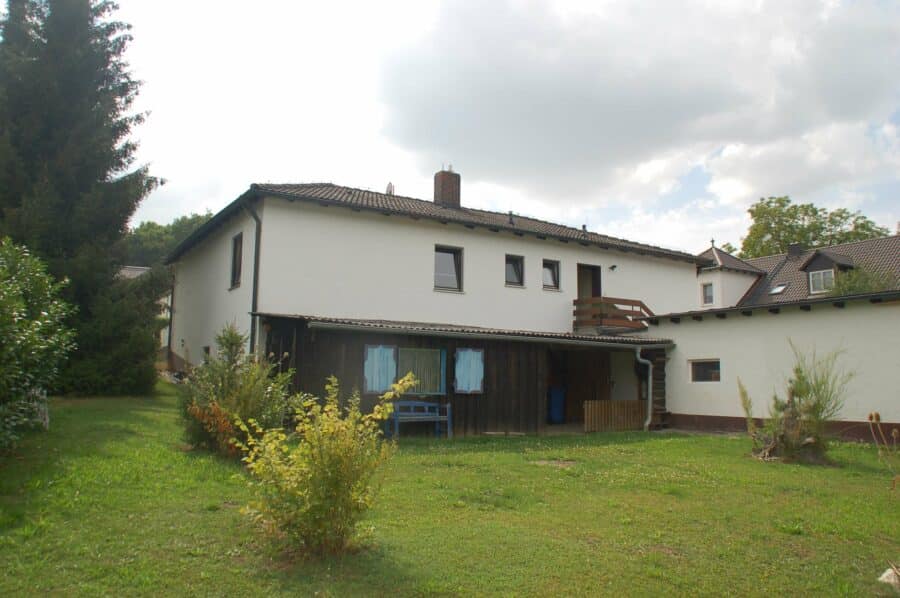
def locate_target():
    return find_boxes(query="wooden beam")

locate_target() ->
[768,307,780,314]
[799,305,811,311]
[870,297,882,304]
[692,315,703,321]
[833,301,845,309]
[715,313,727,319]
[669,317,681,324]
[649,318,659,326]
[741,310,752,317]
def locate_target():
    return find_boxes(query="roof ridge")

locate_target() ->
[255,182,700,260]
[744,234,898,264]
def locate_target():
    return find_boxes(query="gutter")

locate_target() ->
[635,348,654,431]
[244,200,262,353]
[305,319,671,350]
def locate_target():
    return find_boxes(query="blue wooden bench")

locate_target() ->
[387,401,452,439]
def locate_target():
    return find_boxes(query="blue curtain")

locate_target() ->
[455,348,484,393]
[364,345,396,393]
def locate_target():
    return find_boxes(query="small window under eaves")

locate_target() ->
[769,283,787,295]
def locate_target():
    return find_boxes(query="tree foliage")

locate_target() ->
[733,197,889,259]
[0,236,74,450]
[124,212,211,266]
[0,1,162,394]
[828,267,895,297]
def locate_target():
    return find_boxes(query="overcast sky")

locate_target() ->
[120,0,900,253]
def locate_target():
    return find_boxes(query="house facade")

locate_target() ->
[166,170,900,436]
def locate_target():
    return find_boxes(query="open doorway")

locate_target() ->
[547,348,611,427]
[577,264,602,299]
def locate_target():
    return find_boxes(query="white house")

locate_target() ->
[165,169,900,437]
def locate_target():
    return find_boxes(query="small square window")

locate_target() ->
[435,246,463,291]
[769,283,787,295]
[809,269,834,294]
[505,255,524,286]
[542,259,560,290]
[690,360,720,382]
[702,283,714,305]
[230,233,243,288]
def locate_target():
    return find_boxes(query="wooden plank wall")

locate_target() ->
[584,400,646,432]
[265,319,552,436]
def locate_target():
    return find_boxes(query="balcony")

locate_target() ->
[572,296,654,334]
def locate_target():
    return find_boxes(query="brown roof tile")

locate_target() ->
[251,183,706,264]
[741,235,900,305]
[697,246,763,274]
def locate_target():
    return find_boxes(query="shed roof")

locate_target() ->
[255,313,672,348]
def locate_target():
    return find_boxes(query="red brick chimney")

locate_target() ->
[434,168,460,209]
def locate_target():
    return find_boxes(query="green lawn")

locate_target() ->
[1,382,897,596]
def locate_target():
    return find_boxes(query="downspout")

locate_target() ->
[166,274,175,370]
[244,200,262,354]
[635,348,654,431]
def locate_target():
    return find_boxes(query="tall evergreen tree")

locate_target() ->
[0,0,167,394]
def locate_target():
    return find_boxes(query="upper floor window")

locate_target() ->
[434,246,463,291]
[230,233,243,289]
[505,254,524,286]
[809,269,834,294]
[542,259,560,290]
[701,282,714,305]
[690,359,720,382]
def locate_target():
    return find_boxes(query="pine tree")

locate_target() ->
[0,0,167,394]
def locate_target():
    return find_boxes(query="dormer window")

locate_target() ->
[809,269,834,294]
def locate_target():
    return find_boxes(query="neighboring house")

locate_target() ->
[165,169,900,437]
[117,265,172,354]
[650,235,900,436]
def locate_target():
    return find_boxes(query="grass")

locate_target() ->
[1,381,898,596]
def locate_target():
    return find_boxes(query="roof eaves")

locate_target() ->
[645,289,900,321]
[257,186,709,266]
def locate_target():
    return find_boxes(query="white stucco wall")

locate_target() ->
[610,350,640,401]
[660,300,900,422]
[697,269,758,309]
[256,197,701,332]
[170,209,258,366]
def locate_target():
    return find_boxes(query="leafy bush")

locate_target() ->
[181,324,294,456]
[238,373,417,555]
[739,342,852,462]
[828,267,895,297]
[0,238,75,451]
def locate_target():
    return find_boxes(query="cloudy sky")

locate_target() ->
[120,0,900,253]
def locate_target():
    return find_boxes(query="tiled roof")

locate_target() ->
[740,235,900,305]
[254,312,672,346]
[250,183,706,264]
[697,246,763,274]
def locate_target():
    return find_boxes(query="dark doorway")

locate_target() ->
[577,264,602,299]
[547,348,611,425]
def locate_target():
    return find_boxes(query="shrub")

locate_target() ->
[828,266,895,297]
[0,238,75,451]
[238,373,417,555]
[60,265,171,396]
[739,342,853,462]
[180,324,294,455]
[867,412,899,490]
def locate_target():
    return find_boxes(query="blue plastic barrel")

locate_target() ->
[548,386,566,424]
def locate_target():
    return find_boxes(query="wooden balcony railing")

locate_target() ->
[572,296,654,331]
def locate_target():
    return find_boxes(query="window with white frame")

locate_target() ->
[701,282,714,305]
[808,269,834,294]
[690,359,720,382]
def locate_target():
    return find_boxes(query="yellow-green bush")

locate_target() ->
[238,373,416,555]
